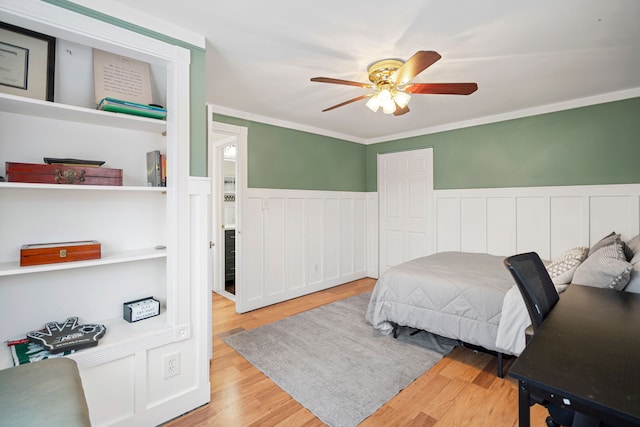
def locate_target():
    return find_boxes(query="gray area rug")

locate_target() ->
[222,292,456,427]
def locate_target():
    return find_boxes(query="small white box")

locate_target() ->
[123,297,160,322]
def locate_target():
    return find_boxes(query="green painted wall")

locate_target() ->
[188,51,207,176]
[45,0,208,177]
[213,114,366,191]
[215,97,640,192]
[366,97,640,191]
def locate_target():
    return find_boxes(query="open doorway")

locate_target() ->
[207,108,246,304]
[221,143,236,295]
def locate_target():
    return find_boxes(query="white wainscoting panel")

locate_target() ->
[238,189,368,312]
[366,193,379,278]
[434,184,640,260]
[460,197,485,253]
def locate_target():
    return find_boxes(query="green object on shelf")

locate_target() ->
[10,341,75,366]
[101,103,167,119]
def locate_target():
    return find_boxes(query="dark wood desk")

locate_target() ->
[509,284,640,427]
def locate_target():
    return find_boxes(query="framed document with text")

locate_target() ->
[0,22,55,101]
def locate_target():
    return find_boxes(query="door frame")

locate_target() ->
[207,107,247,309]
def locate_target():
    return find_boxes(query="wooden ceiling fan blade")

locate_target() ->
[311,77,373,88]
[405,82,478,95]
[321,94,371,112]
[393,104,410,116]
[393,51,441,85]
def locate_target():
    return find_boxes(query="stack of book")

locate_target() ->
[97,97,167,120]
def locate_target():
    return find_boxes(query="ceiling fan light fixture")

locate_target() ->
[394,90,411,108]
[382,102,396,114]
[377,88,392,103]
[311,51,477,115]
[378,88,396,114]
[365,95,381,112]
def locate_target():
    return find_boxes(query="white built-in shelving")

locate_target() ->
[0,0,191,377]
[0,1,204,425]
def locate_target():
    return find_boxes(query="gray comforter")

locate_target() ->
[366,251,517,354]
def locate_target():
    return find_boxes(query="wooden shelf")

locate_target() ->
[0,312,190,371]
[0,247,167,277]
[0,93,166,133]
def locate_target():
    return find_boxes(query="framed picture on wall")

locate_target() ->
[0,21,56,101]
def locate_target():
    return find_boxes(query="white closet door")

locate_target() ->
[378,148,434,276]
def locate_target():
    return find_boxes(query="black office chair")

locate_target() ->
[504,252,569,427]
[504,252,559,340]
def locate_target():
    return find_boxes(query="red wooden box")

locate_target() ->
[20,240,101,267]
[6,162,122,186]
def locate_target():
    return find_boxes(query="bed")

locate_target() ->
[365,251,531,376]
[366,235,640,376]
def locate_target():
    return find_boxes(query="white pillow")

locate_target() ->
[627,233,640,255]
[545,247,589,286]
[573,243,633,290]
[625,265,640,293]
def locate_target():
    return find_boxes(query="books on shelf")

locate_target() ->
[98,97,167,120]
[146,150,166,187]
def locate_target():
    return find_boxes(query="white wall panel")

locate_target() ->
[82,356,135,426]
[433,184,640,260]
[264,198,285,296]
[324,198,340,281]
[238,185,640,314]
[340,199,354,276]
[436,198,460,252]
[460,197,486,253]
[486,197,515,256]
[354,198,367,274]
[516,197,548,257]
[244,197,265,302]
[239,189,368,312]
[589,196,639,244]
[550,196,585,259]
[366,193,379,278]
[306,198,323,285]
[286,198,305,290]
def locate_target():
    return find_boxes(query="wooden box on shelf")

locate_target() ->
[20,240,101,267]
[6,162,123,186]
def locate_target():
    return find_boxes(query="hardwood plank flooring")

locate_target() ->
[164,278,548,426]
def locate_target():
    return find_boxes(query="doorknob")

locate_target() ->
[210,241,215,248]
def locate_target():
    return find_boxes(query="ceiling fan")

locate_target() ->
[310,50,478,116]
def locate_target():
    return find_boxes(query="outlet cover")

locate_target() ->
[163,352,180,379]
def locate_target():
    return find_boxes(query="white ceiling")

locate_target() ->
[100,0,640,143]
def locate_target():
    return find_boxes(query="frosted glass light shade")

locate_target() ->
[394,91,411,108]
[382,101,396,114]
[365,95,381,112]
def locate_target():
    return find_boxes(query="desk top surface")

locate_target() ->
[510,284,640,422]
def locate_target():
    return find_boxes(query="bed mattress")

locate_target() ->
[366,251,519,355]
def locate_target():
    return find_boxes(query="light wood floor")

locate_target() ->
[164,278,548,426]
